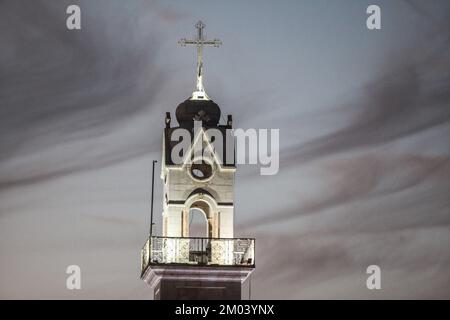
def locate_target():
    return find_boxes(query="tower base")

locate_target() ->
[142,265,254,300]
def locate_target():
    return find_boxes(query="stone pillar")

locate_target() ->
[182,210,189,237]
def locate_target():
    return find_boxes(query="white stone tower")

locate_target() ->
[141,21,255,300]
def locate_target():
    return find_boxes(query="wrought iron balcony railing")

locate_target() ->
[141,236,255,275]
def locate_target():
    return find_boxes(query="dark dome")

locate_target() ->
[176,98,221,127]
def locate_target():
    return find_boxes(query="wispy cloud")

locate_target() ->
[0,0,168,190]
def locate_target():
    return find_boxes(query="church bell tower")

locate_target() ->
[141,21,255,300]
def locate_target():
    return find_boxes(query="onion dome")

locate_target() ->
[175,98,221,128]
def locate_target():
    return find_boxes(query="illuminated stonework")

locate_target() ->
[141,21,254,300]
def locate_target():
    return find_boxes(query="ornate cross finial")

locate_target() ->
[179,20,222,100]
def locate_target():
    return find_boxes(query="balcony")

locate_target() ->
[141,236,255,275]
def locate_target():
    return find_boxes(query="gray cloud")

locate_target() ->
[0,0,167,190]
[280,38,450,167]
[234,2,450,299]
[243,5,450,228]
[245,153,450,228]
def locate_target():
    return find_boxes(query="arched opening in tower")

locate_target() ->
[188,208,208,238]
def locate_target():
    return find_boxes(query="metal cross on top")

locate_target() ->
[179,21,222,100]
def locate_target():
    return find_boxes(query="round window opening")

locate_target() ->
[190,162,213,180]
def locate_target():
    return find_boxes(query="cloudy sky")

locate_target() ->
[0,0,449,299]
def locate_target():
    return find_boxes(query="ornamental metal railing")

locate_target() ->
[141,236,255,275]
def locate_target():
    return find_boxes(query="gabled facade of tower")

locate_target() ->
[162,107,235,241]
[140,21,255,300]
